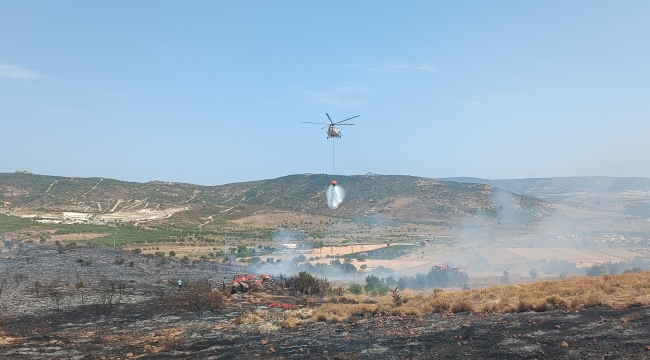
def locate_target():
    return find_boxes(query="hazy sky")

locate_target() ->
[1,1,649,185]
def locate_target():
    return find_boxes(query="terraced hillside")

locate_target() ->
[0,172,551,225]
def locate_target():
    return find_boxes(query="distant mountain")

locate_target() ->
[441,176,650,197]
[441,176,650,216]
[0,173,551,224]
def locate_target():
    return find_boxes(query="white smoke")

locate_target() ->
[326,185,346,209]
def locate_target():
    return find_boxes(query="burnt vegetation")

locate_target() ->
[0,242,649,358]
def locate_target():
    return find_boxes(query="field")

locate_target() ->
[1,243,650,359]
[506,247,641,267]
[307,244,388,256]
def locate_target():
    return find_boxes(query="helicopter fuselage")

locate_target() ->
[327,125,342,139]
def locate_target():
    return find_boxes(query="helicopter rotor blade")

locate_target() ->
[334,115,360,124]
[336,124,355,125]
[302,122,329,125]
[325,113,334,124]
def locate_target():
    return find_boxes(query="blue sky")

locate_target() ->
[1,1,649,185]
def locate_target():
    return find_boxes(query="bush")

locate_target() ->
[349,283,363,295]
[364,275,390,295]
[114,257,125,265]
[132,248,142,254]
[169,250,176,257]
[281,271,330,295]
[76,258,92,266]
[500,269,510,284]
[172,280,225,319]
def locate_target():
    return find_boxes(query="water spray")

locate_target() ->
[326,183,346,209]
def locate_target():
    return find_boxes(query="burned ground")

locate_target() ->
[1,245,649,359]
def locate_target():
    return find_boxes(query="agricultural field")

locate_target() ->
[506,247,643,268]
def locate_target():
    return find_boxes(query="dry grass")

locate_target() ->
[311,271,650,322]
[231,307,315,330]
[328,294,376,304]
[281,316,300,328]
[0,332,24,346]
[230,313,263,325]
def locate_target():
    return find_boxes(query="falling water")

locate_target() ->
[326,184,346,209]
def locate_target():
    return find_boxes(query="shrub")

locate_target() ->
[349,283,363,295]
[282,271,330,295]
[500,269,510,284]
[76,258,92,266]
[172,280,225,319]
[114,257,125,265]
[364,275,390,295]
[392,289,404,307]
[281,317,300,328]
[329,286,345,296]
[169,250,176,257]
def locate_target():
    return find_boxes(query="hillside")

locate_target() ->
[443,176,650,216]
[0,172,551,225]
[443,176,650,196]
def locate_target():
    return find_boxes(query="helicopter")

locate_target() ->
[303,113,359,139]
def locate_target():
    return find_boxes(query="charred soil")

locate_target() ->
[0,245,649,359]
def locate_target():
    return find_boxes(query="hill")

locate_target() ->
[0,172,551,226]
[442,176,650,196]
[442,176,650,217]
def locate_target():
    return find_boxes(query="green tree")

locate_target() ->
[349,283,363,294]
